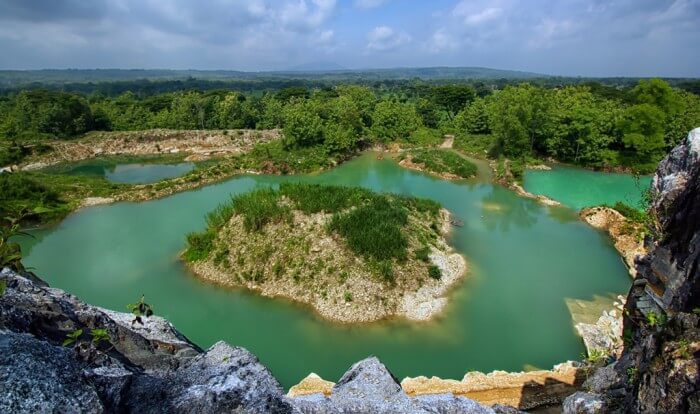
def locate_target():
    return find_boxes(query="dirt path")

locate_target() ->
[439,135,454,149]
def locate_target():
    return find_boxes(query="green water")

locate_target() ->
[523,165,652,210]
[22,154,630,388]
[54,160,194,184]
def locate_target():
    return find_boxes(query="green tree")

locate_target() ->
[454,97,490,134]
[431,85,477,119]
[370,100,421,143]
[619,103,666,162]
[282,100,324,147]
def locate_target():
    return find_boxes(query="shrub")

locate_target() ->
[415,246,431,263]
[428,265,442,280]
[184,231,215,262]
[612,202,647,223]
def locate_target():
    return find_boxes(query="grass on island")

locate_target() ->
[183,183,443,283]
[408,149,478,179]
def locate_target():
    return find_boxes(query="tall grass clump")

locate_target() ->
[279,183,373,213]
[232,188,291,232]
[329,197,409,261]
[183,231,215,262]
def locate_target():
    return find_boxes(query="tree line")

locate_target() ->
[1,79,699,171]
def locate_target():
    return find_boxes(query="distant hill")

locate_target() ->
[284,61,348,72]
[0,66,547,86]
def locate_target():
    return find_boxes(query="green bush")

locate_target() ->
[415,246,431,263]
[406,127,443,147]
[428,265,442,280]
[612,202,647,223]
[183,231,215,262]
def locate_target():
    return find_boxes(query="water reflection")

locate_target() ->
[480,187,539,231]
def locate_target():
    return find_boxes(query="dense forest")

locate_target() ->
[2,78,698,173]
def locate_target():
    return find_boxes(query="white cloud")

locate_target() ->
[366,25,410,51]
[528,18,577,49]
[451,0,507,25]
[455,7,503,26]
[426,29,459,53]
[276,0,337,32]
[354,0,389,9]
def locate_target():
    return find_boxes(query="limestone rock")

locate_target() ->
[562,391,605,414]
[0,331,104,413]
[569,128,700,412]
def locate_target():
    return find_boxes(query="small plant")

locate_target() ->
[63,329,83,347]
[428,265,442,280]
[584,349,608,365]
[623,328,634,348]
[0,279,6,297]
[626,367,638,384]
[127,295,154,325]
[677,339,691,359]
[90,328,110,345]
[646,311,666,328]
[0,214,36,272]
[344,292,353,302]
[415,246,430,263]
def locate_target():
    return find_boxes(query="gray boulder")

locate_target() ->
[562,392,605,414]
[0,331,104,413]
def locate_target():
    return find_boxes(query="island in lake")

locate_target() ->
[182,183,466,323]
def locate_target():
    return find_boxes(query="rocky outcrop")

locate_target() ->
[579,207,646,277]
[0,268,291,413]
[0,268,502,413]
[290,357,508,414]
[565,128,700,412]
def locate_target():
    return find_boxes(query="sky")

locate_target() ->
[0,0,699,77]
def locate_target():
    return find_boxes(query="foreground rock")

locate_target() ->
[564,128,700,412]
[0,268,503,413]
